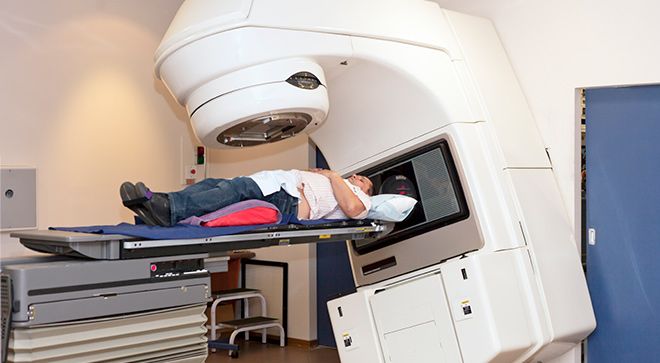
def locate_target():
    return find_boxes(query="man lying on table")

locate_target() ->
[120,169,374,227]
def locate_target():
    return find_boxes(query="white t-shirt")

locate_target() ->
[249,169,301,198]
[297,171,371,220]
[249,169,371,220]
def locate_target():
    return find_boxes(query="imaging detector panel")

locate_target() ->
[347,136,483,286]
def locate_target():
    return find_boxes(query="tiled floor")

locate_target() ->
[205,341,341,363]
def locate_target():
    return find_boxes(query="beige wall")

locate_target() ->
[0,0,190,256]
[0,0,317,341]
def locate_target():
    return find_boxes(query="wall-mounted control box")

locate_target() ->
[1,167,37,231]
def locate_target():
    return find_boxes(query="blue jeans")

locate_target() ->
[168,177,298,225]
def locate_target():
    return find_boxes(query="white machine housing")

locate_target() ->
[155,1,596,362]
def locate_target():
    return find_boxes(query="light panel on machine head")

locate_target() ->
[286,72,322,90]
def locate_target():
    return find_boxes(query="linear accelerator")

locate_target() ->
[151,0,596,361]
[2,1,595,362]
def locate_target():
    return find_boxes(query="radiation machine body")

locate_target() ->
[155,1,596,362]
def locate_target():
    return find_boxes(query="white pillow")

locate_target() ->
[367,194,418,222]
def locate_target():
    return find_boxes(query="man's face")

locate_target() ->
[348,174,373,195]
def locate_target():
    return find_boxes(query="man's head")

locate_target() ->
[348,174,374,196]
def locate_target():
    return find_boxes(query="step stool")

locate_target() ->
[209,288,285,358]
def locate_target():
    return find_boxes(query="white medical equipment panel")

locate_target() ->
[311,37,477,174]
[506,169,595,360]
[369,273,462,363]
[441,251,541,362]
[328,287,385,363]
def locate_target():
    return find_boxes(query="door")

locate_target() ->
[586,85,660,362]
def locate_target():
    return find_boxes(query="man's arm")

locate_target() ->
[311,169,367,218]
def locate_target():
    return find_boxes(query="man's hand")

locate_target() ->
[309,168,339,179]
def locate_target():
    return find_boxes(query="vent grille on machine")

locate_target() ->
[6,304,208,362]
[413,148,460,221]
